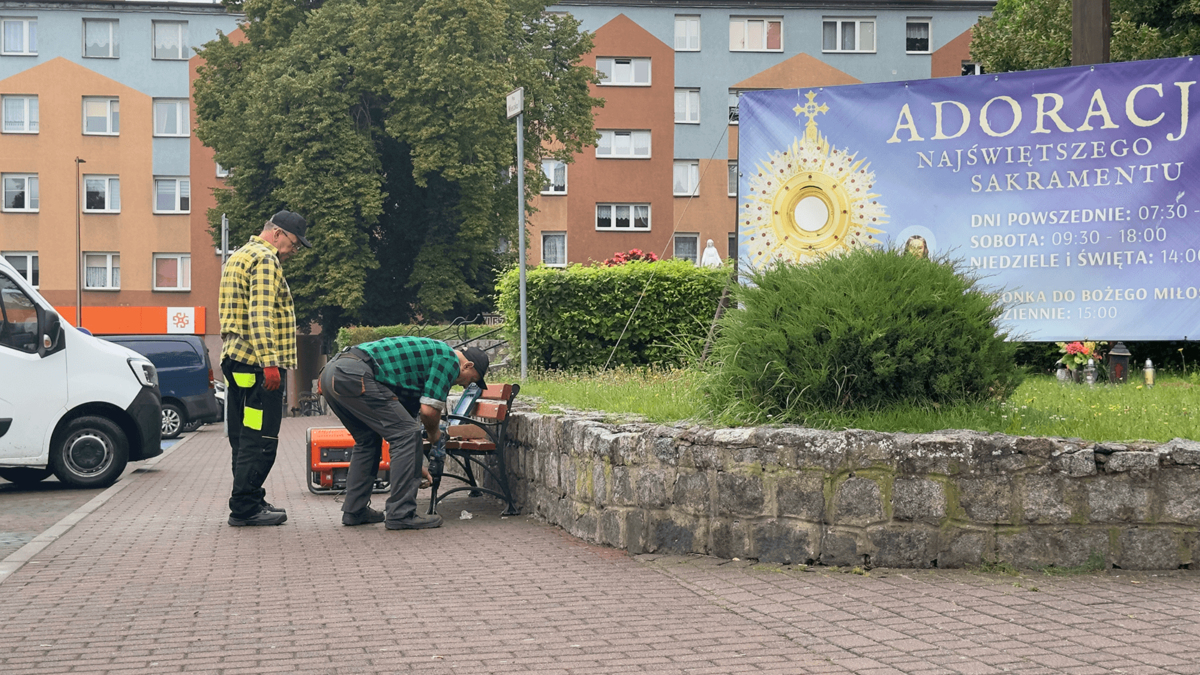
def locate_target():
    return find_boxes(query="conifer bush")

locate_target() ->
[703,247,1023,422]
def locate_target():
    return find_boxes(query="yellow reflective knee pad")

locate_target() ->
[244,407,263,431]
[232,372,257,388]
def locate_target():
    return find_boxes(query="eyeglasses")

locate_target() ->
[275,226,299,247]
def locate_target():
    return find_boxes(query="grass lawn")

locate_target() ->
[517,368,1200,443]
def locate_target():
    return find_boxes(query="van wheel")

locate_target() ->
[161,403,184,439]
[50,416,128,489]
[0,467,54,486]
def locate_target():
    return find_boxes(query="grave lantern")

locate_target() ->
[1108,342,1131,384]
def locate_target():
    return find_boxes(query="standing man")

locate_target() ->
[319,337,489,530]
[219,210,311,527]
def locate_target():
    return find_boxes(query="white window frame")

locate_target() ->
[675,88,700,124]
[2,173,38,212]
[83,18,119,58]
[595,203,651,231]
[823,18,876,53]
[541,232,567,267]
[154,177,190,214]
[82,97,119,135]
[728,161,738,197]
[906,19,931,54]
[596,130,651,159]
[729,91,740,125]
[674,233,699,264]
[2,95,37,134]
[151,21,187,60]
[2,251,38,287]
[215,162,230,178]
[2,18,36,56]
[84,252,120,291]
[153,253,191,292]
[153,99,189,137]
[729,17,782,52]
[675,15,700,51]
[540,159,566,195]
[673,161,699,197]
[83,175,121,213]
[962,61,983,76]
[595,57,651,86]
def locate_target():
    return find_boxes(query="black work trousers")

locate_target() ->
[222,358,284,519]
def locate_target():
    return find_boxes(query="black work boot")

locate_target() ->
[385,513,443,530]
[342,507,385,526]
[228,508,287,526]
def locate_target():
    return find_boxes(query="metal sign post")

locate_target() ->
[221,213,230,438]
[507,87,528,380]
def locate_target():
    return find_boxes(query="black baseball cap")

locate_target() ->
[270,210,312,248]
[461,346,489,389]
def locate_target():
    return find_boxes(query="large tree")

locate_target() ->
[194,0,599,331]
[970,0,1200,73]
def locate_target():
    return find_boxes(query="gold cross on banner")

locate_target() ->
[793,90,828,124]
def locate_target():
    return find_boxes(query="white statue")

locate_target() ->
[700,239,722,267]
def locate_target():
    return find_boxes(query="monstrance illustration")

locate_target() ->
[740,91,888,268]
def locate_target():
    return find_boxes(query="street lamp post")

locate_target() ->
[75,157,86,328]
[506,87,528,380]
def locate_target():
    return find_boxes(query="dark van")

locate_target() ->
[102,335,221,439]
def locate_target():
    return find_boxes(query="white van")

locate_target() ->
[0,257,162,488]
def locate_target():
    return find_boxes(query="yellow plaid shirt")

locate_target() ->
[219,235,297,369]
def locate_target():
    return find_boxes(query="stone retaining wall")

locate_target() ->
[503,412,1200,570]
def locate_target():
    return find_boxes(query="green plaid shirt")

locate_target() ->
[357,337,460,410]
[219,235,297,369]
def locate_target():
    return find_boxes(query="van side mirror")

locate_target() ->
[39,312,62,357]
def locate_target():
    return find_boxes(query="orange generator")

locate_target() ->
[305,427,391,494]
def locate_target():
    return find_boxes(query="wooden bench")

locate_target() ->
[425,383,521,516]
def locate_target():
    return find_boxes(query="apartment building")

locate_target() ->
[531,0,994,267]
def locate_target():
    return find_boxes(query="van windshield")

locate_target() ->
[0,273,38,353]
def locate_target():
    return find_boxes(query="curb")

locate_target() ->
[0,432,197,586]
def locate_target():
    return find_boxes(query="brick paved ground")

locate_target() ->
[0,417,1198,675]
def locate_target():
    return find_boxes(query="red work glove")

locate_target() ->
[262,366,281,391]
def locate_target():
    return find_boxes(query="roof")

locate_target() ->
[0,0,240,15]
[554,0,993,9]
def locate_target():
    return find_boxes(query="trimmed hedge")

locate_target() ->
[704,247,1024,422]
[335,323,499,351]
[496,260,729,369]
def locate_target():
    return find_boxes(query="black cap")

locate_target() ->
[461,346,489,389]
[270,210,311,248]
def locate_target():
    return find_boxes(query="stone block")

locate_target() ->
[776,472,825,521]
[892,478,945,523]
[1053,449,1097,477]
[897,432,970,475]
[820,528,863,567]
[1022,475,1074,524]
[688,445,722,471]
[650,514,701,554]
[958,476,1014,524]
[753,520,816,565]
[544,451,559,492]
[611,466,635,506]
[713,428,757,447]
[996,528,1108,569]
[1105,451,1160,474]
[937,530,986,568]
[711,519,751,559]
[1087,476,1152,522]
[652,436,680,466]
[1014,435,1066,459]
[569,509,597,542]
[1116,528,1181,570]
[716,471,765,516]
[592,462,608,506]
[598,509,622,548]
[965,434,1033,475]
[1164,438,1200,465]
[1158,469,1200,523]
[868,526,937,568]
[763,428,849,472]
[636,468,668,509]
[625,509,647,554]
[833,476,884,526]
[672,470,710,515]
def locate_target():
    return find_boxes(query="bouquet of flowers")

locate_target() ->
[1055,340,1106,370]
[603,248,659,266]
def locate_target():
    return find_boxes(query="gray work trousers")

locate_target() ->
[318,352,423,523]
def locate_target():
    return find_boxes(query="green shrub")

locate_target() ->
[703,247,1024,422]
[336,323,498,351]
[496,260,729,369]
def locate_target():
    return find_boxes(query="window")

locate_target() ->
[728,232,738,259]
[84,19,119,58]
[83,97,119,135]
[152,21,187,60]
[963,61,983,76]
[906,20,930,53]
[729,17,781,52]
[729,91,740,124]
[674,234,699,264]
[0,273,38,353]
[2,252,37,287]
[2,174,37,212]
[153,99,189,137]
[2,95,37,133]
[2,18,36,55]
[540,159,566,194]
[84,176,120,212]
[155,178,190,213]
[84,253,120,290]
[215,163,230,178]
[675,89,700,124]
[153,254,191,291]
[823,18,875,53]
[728,161,738,196]
[595,57,650,86]
[673,161,699,196]
[596,130,651,158]
[596,203,650,230]
[675,16,700,51]
[541,232,566,267]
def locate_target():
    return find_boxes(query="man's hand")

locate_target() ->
[262,366,281,391]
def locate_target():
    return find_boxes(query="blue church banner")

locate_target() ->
[738,57,1200,341]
